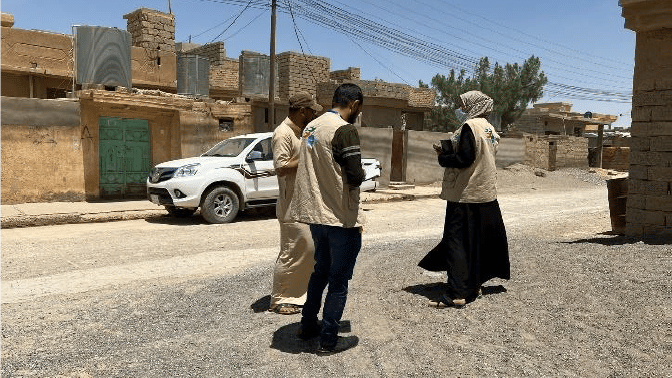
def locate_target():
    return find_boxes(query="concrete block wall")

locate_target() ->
[124,8,175,53]
[408,87,435,109]
[276,52,330,100]
[555,137,589,168]
[181,43,238,92]
[330,67,360,81]
[183,42,225,64]
[625,28,672,236]
[523,134,588,171]
[601,147,630,171]
[210,57,239,91]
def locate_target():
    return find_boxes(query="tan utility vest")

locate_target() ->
[290,112,365,228]
[440,117,499,203]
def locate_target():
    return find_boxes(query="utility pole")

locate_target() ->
[268,0,277,131]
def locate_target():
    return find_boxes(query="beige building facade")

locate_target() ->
[515,102,618,136]
[1,7,434,204]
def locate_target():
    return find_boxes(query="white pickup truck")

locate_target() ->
[147,132,381,223]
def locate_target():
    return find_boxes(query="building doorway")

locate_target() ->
[99,117,151,198]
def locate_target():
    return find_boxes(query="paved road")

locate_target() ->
[2,185,668,377]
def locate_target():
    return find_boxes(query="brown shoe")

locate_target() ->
[428,295,465,309]
[271,303,302,315]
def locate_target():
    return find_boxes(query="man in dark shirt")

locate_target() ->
[290,83,365,354]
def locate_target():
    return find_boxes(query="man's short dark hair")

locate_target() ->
[332,83,363,108]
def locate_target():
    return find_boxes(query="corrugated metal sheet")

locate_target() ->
[177,55,210,97]
[75,26,131,88]
[240,54,278,98]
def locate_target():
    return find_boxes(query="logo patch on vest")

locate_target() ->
[302,125,318,147]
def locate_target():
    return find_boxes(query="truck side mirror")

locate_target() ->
[246,150,263,162]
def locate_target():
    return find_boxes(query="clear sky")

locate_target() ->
[1,0,635,128]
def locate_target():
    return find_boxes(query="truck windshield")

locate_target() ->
[202,138,256,157]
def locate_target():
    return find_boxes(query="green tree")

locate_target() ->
[422,56,547,132]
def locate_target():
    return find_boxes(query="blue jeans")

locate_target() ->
[301,224,362,347]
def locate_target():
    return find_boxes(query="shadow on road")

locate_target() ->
[250,295,271,313]
[563,232,672,246]
[144,207,277,226]
[270,320,353,354]
[271,322,314,354]
[403,282,507,301]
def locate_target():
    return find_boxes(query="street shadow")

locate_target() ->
[403,282,507,301]
[270,320,352,354]
[250,295,271,313]
[563,232,671,246]
[270,322,316,354]
[144,214,209,226]
[144,207,276,226]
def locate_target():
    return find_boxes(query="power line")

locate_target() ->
[189,0,633,103]
[438,0,633,68]
[224,10,265,40]
[359,0,633,85]
[284,0,320,85]
[209,0,255,42]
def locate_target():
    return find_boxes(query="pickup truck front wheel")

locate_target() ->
[201,186,239,224]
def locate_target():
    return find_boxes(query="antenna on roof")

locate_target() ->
[168,0,172,14]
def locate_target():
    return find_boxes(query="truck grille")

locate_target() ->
[148,167,177,183]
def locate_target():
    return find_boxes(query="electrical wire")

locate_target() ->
[209,0,256,42]
[189,0,632,103]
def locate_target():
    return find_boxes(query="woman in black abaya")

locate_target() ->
[419,90,510,308]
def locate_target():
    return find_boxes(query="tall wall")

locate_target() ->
[276,52,330,100]
[357,126,394,186]
[497,137,526,168]
[621,0,672,237]
[1,97,85,204]
[406,130,452,185]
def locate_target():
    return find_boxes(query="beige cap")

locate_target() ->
[289,92,323,112]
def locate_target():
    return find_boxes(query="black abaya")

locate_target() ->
[418,124,510,300]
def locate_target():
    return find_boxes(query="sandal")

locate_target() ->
[428,295,466,309]
[271,303,302,315]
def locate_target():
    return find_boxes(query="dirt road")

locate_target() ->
[1,169,668,377]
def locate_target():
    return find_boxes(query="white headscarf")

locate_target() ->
[459,90,493,120]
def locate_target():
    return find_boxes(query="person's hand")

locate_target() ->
[432,143,442,155]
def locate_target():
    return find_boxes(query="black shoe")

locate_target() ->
[316,336,359,355]
[297,323,320,340]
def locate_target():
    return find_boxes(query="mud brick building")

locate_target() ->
[620,0,672,237]
[515,102,618,136]
[1,6,434,204]
[1,8,254,203]
[523,134,589,171]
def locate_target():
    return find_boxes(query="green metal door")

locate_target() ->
[99,117,151,198]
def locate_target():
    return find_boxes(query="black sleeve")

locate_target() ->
[332,124,366,187]
[438,125,476,168]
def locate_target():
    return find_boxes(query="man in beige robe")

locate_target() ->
[269,93,321,314]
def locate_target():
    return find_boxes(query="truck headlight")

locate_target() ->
[173,163,200,178]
